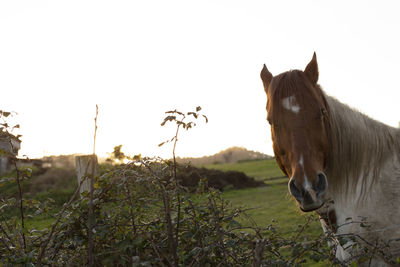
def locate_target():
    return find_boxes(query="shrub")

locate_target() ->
[0,157,337,266]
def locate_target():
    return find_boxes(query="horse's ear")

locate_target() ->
[260,64,273,92]
[304,52,318,84]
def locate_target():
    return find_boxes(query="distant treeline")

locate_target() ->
[30,147,272,169]
[176,146,272,166]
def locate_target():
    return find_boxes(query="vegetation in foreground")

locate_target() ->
[2,107,392,266]
[1,158,336,266]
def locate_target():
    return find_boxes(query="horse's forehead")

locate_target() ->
[281,95,301,114]
[271,89,322,119]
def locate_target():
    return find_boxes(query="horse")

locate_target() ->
[260,53,400,266]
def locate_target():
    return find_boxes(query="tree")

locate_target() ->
[107,145,126,164]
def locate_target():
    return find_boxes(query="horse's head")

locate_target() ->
[260,53,330,212]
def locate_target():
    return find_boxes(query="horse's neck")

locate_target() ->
[320,95,400,262]
[324,94,400,198]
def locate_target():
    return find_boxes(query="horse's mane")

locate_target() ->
[325,94,400,199]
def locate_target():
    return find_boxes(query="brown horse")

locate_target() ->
[260,53,400,265]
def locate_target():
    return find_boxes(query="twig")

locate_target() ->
[208,195,228,266]
[125,184,137,235]
[88,104,99,267]
[188,249,203,267]
[172,120,181,261]
[146,235,169,267]
[294,216,313,240]
[0,236,12,253]
[162,190,178,267]
[50,234,68,261]
[140,160,178,265]
[0,224,16,249]
[14,166,26,251]
[5,128,27,252]
[93,104,98,155]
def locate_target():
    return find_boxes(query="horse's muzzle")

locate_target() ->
[288,172,327,212]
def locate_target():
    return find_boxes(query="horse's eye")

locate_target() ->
[321,108,327,117]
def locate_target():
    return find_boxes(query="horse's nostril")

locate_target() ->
[289,178,303,200]
[315,173,327,193]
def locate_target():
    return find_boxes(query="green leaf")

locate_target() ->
[226,239,235,247]
[0,177,13,183]
[190,247,202,256]
[227,219,241,229]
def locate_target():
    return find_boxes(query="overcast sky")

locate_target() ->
[1,0,400,159]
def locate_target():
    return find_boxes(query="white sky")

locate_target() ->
[1,0,400,159]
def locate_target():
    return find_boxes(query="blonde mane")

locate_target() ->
[324,94,400,197]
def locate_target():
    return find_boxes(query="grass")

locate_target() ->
[26,216,54,229]
[222,185,327,267]
[207,159,327,266]
[205,159,322,234]
[204,159,287,184]
[0,167,77,229]
[222,185,321,235]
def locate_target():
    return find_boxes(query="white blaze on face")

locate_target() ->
[282,95,300,113]
[299,154,316,201]
[299,155,311,189]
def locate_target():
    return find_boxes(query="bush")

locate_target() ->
[0,157,339,266]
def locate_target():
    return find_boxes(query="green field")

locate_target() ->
[204,159,285,182]
[206,159,322,236]
[206,159,326,266]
